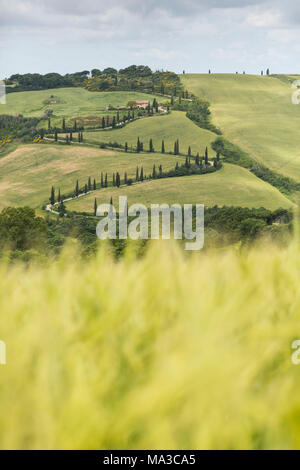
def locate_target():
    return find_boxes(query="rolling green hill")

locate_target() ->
[84,111,217,157]
[0,144,179,209]
[66,163,293,212]
[181,74,300,180]
[1,88,162,128]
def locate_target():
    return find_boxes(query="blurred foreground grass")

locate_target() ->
[0,239,300,449]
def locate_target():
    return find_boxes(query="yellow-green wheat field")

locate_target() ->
[0,239,300,450]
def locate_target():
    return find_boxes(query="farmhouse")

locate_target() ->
[136,100,149,109]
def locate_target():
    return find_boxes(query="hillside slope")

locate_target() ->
[181,74,300,180]
[84,111,217,157]
[66,163,293,212]
[0,144,179,209]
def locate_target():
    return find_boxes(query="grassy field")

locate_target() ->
[0,143,180,209]
[84,111,217,157]
[66,163,293,212]
[181,74,300,180]
[1,88,162,128]
[1,240,300,449]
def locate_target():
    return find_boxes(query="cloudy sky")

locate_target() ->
[0,0,300,77]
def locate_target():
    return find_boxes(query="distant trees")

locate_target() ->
[174,139,180,155]
[58,200,66,217]
[205,147,208,165]
[50,186,55,205]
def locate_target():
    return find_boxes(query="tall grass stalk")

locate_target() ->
[0,240,300,449]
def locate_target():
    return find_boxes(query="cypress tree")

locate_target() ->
[105,173,108,188]
[70,131,73,141]
[54,129,58,142]
[188,146,191,157]
[78,132,81,143]
[58,200,66,217]
[159,165,162,177]
[48,118,51,131]
[102,117,105,129]
[117,111,120,123]
[84,184,88,194]
[112,116,116,128]
[58,188,61,203]
[136,166,139,181]
[175,162,179,171]
[75,180,79,197]
[124,172,127,184]
[177,139,179,155]
[93,178,96,190]
[140,167,144,182]
[81,132,83,142]
[74,120,77,132]
[88,177,91,191]
[62,118,66,131]
[50,186,55,205]
[137,137,141,153]
[149,138,154,153]
[110,197,113,206]
[113,173,116,186]
[152,164,156,179]
[94,198,98,216]
[101,172,104,188]
[161,140,165,154]
[205,147,208,165]
[125,142,128,152]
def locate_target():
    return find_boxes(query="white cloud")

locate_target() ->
[246,10,281,27]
